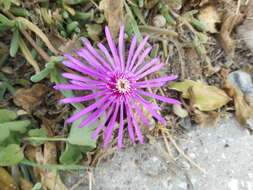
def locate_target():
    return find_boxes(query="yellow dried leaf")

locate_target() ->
[19,38,40,73]
[197,6,220,33]
[169,80,231,111]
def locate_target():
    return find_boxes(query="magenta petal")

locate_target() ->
[97,43,116,69]
[91,103,115,139]
[135,63,165,80]
[134,58,159,75]
[79,98,114,128]
[126,36,137,71]
[125,100,135,142]
[103,101,120,147]
[128,36,149,71]
[136,75,178,85]
[125,99,143,143]
[81,38,113,71]
[62,73,104,84]
[130,98,150,125]
[54,84,89,90]
[117,102,124,149]
[60,90,106,103]
[134,95,167,124]
[118,25,125,71]
[131,46,152,73]
[66,95,109,123]
[137,89,181,105]
[105,27,121,70]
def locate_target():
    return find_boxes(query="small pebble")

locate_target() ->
[153,15,166,27]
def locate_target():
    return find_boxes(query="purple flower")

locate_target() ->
[54,26,180,148]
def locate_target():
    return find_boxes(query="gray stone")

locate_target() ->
[62,118,253,190]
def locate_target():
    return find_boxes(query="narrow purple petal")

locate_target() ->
[66,95,109,123]
[103,101,120,147]
[135,82,166,88]
[136,75,178,85]
[69,80,105,90]
[91,103,115,139]
[118,102,124,149]
[76,49,108,73]
[125,99,135,142]
[97,43,116,69]
[79,99,114,128]
[62,60,105,80]
[133,93,161,110]
[81,38,113,71]
[137,90,181,104]
[118,25,125,71]
[126,36,137,71]
[128,36,149,71]
[60,90,106,103]
[131,46,152,73]
[134,95,167,124]
[125,98,143,143]
[62,73,104,85]
[105,26,121,70]
[53,84,90,90]
[134,58,160,75]
[130,98,150,125]
[134,63,165,81]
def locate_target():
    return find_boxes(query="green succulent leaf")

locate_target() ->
[10,29,20,57]
[0,144,24,166]
[60,143,83,165]
[0,109,17,123]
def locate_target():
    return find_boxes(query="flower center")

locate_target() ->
[116,78,130,93]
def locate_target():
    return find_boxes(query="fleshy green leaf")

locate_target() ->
[0,126,10,142]
[28,128,47,146]
[10,29,20,57]
[67,116,97,150]
[60,143,82,165]
[0,109,17,123]
[0,144,24,166]
[30,67,50,82]
[0,120,31,133]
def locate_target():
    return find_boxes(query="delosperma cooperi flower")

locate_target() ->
[54,26,181,148]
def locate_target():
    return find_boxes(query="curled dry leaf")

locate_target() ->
[169,80,231,111]
[193,109,220,128]
[197,6,221,33]
[0,167,18,190]
[224,71,253,129]
[99,0,123,37]
[14,84,49,113]
[219,13,243,55]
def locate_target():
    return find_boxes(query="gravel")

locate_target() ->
[62,117,253,190]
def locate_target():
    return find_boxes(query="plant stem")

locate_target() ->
[23,137,68,142]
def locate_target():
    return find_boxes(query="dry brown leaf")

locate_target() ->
[224,81,253,128]
[24,144,68,190]
[58,34,82,55]
[219,13,244,55]
[197,6,221,33]
[14,84,49,113]
[41,142,68,190]
[99,0,123,37]
[193,110,220,128]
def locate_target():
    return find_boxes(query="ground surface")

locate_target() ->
[62,117,253,190]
